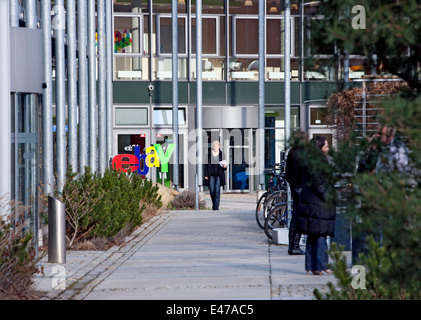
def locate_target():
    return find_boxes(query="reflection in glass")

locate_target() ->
[115,108,148,126]
[153,109,186,126]
[155,134,185,188]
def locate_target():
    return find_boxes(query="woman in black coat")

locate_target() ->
[204,141,227,211]
[296,136,335,275]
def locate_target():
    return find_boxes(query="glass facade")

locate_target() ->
[264,106,299,169]
[113,0,359,82]
[112,1,332,191]
[11,93,40,241]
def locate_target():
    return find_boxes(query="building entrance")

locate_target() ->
[113,129,150,178]
[223,129,254,193]
[152,129,187,189]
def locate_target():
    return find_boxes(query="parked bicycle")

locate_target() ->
[255,155,295,240]
[255,163,282,229]
[263,194,290,240]
[255,159,290,230]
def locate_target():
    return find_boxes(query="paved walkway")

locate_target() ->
[34,193,347,300]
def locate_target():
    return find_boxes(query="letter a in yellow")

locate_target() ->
[146,146,160,167]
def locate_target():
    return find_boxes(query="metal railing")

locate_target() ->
[352,78,403,139]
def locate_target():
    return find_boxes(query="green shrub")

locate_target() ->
[310,95,421,300]
[59,167,162,245]
[0,197,42,300]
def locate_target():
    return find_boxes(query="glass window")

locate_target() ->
[154,57,189,80]
[229,0,258,14]
[234,18,258,56]
[114,1,149,13]
[267,19,281,55]
[11,93,39,241]
[115,108,148,126]
[153,1,174,14]
[114,16,143,54]
[191,17,218,55]
[191,1,225,14]
[114,56,149,80]
[266,17,296,57]
[158,17,186,55]
[219,16,225,56]
[265,106,300,129]
[304,58,336,80]
[344,56,368,80]
[310,107,328,126]
[264,106,299,171]
[155,133,185,188]
[153,108,186,126]
[114,13,150,81]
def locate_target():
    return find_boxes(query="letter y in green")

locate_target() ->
[154,144,175,173]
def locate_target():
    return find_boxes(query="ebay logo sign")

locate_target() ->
[112,144,175,175]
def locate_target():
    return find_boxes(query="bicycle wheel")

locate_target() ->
[264,190,282,214]
[256,190,282,229]
[255,192,268,229]
[264,194,288,240]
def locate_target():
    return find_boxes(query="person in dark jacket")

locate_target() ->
[285,132,308,255]
[204,141,227,211]
[296,136,335,275]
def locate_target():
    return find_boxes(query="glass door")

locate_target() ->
[152,129,187,189]
[224,129,252,193]
[113,129,150,179]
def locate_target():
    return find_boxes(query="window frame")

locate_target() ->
[152,106,188,128]
[114,105,150,128]
[156,14,188,57]
[231,15,296,59]
[114,12,148,58]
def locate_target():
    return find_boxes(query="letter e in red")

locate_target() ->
[112,154,139,173]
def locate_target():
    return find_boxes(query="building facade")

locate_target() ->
[2,0,373,247]
[111,0,355,193]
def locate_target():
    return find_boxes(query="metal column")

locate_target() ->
[10,0,19,27]
[172,0,179,190]
[344,51,349,89]
[258,0,265,190]
[284,0,291,147]
[0,0,11,214]
[195,0,203,210]
[98,0,107,175]
[148,0,153,82]
[41,0,54,194]
[25,0,37,27]
[24,0,39,255]
[54,0,67,191]
[67,0,78,172]
[48,196,66,264]
[106,0,114,164]
[88,0,97,172]
[78,0,89,176]
[284,0,292,223]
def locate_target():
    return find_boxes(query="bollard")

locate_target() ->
[195,174,199,211]
[48,196,66,264]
